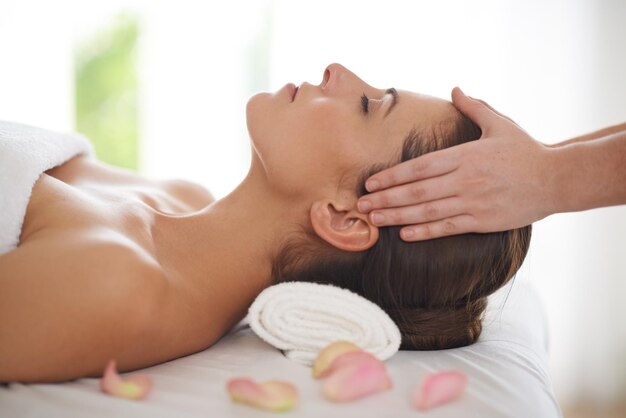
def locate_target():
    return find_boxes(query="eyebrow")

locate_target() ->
[383,87,399,118]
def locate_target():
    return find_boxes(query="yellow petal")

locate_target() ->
[227,377,298,412]
[312,340,362,379]
[100,359,153,400]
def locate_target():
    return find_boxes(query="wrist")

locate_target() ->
[542,144,574,215]
[545,143,590,214]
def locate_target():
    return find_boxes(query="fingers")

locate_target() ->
[466,95,519,127]
[451,87,508,133]
[358,176,456,213]
[365,197,465,228]
[399,214,478,242]
[364,147,460,192]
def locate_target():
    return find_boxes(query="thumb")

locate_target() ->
[451,87,503,133]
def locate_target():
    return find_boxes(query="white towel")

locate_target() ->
[247,281,402,366]
[0,120,95,255]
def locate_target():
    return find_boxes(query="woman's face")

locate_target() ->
[246,63,453,199]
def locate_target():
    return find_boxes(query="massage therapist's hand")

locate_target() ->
[357,87,555,241]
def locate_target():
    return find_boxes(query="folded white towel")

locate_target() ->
[247,281,402,366]
[0,120,95,255]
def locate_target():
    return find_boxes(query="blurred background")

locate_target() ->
[0,0,624,416]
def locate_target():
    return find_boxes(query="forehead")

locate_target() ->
[383,90,457,134]
[395,90,455,120]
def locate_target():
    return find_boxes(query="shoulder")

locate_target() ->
[158,179,216,209]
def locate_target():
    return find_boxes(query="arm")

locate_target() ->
[0,237,167,383]
[549,129,626,213]
[549,122,626,147]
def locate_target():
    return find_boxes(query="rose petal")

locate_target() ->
[227,377,298,412]
[412,370,468,411]
[312,340,362,379]
[100,359,153,400]
[324,350,382,377]
[321,352,393,402]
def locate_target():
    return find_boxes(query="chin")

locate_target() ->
[246,92,271,136]
[246,91,266,122]
[246,93,266,140]
[245,92,272,162]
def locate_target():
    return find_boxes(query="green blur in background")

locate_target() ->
[74,13,139,171]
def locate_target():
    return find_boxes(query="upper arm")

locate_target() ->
[0,236,166,383]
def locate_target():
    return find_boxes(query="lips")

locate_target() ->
[284,83,298,102]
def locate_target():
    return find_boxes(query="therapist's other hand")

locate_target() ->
[357,87,554,241]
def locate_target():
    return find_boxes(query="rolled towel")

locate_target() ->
[247,281,402,366]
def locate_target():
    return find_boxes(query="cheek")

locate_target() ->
[245,95,373,196]
[293,99,358,155]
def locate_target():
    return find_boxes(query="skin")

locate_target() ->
[358,88,626,241]
[0,63,457,382]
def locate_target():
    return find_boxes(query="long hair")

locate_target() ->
[271,110,531,350]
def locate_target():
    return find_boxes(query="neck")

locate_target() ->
[152,165,308,327]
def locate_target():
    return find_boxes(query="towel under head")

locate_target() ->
[247,281,402,366]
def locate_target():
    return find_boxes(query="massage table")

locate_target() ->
[0,276,561,417]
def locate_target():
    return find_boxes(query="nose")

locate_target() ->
[322,63,376,96]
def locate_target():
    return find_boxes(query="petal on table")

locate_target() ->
[312,340,362,379]
[100,359,153,400]
[227,377,298,412]
[321,352,393,402]
[412,370,468,411]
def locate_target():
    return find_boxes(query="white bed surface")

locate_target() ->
[0,279,561,418]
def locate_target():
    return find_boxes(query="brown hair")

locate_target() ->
[271,107,532,350]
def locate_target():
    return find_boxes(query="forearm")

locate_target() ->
[547,130,626,214]
[550,122,626,147]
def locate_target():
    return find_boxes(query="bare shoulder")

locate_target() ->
[46,155,216,208]
[158,179,216,209]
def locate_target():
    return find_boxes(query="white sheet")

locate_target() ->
[0,278,562,418]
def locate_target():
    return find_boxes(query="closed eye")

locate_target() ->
[361,88,396,116]
[361,93,369,114]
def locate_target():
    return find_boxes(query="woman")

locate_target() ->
[0,64,530,383]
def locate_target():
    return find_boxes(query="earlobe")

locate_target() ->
[310,200,379,252]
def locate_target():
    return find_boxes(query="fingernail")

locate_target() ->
[457,87,465,96]
[402,229,414,239]
[365,180,380,192]
[371,213,384,225]
[357,200,372,212]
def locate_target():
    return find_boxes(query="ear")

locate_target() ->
[310,199,379,252]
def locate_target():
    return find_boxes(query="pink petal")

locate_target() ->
[324,350,381,377]
[312,340,362,379]
[100,359,153,400]
[412,371,468,411]
[227,377,298,412]
[321,352,393,402]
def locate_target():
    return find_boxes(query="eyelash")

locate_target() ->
[361,94,370,114]
[361,88,397,115]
